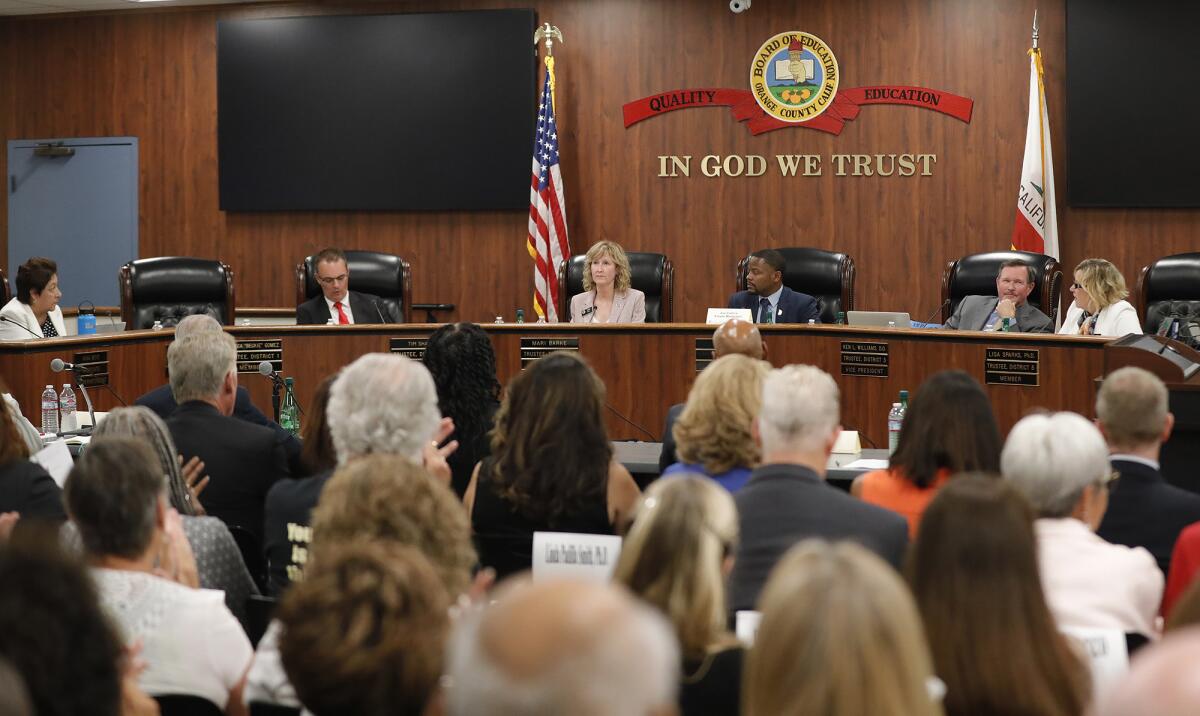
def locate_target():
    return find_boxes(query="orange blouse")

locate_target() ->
[857,467,951,539]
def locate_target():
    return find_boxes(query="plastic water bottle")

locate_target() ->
[899,390,909,414]
[280,377,301,435]
[887,402,903,455]
[40,385,59,435]
[1001,316,1012,333]
[516,309,525,324]
[59,384,78,432]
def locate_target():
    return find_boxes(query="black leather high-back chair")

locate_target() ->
[941,250,1062,325]
[0,268,10,304]
[119,257,235,330]
[296,250,412,323]
[1137,252,1200,334]
[559,252,674,322]
[734,248,855,324]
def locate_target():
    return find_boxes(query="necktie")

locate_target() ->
[758,297,773,324]
[335,301,349,325]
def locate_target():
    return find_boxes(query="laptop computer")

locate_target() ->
[93,321,126,334]
[846,311,911,328]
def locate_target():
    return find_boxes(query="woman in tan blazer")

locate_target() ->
[569,240,646,323]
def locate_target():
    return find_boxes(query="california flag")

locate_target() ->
[1011,48,1059,259]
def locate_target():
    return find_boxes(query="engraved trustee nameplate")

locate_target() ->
[73,350,110,388]
[520,337,580,367]
[236,339,283,374]
[984,348,1039,386]
[390,338,428,361]
[840,341,889,378]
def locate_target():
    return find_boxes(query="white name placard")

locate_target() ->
[705,308,753,325]
[532,531,623,583]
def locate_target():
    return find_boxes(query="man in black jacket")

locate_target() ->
[295,248,397,325]
[1096,367,1200,577]
[728,364,908,612]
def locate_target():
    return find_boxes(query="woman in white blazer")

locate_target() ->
[1058,258,1143,337]
[569,240,647,324]
[0,257,66,340]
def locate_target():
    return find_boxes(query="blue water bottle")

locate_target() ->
[77,301,97,335]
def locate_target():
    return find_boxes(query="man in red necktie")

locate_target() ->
[295,247,397,325]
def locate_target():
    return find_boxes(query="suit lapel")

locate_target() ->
[776,287,793,322]
[610,292,627,323]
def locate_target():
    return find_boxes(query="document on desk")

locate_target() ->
[844,458,889,470]
[32,440,74,487]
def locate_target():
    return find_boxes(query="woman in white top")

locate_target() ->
[0,257,66,340]
[569,240,647,323]
[1058,258,1143,337]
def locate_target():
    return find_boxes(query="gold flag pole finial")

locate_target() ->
[1031,9,1039,50]
[534,23,564,56]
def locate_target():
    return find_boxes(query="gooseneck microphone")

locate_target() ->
[373,300,388,324]
[920,299,952,326]
[1,316,43,339]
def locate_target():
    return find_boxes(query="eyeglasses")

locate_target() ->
[1071,282,1084,290]
[317,274,348,286]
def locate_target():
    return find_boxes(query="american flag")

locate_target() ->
[526,59,570,322]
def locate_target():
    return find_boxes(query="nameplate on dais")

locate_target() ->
[520,337,580,368]
[984,348,1039,386]
[840,341,889,377]
[236,339,282,374]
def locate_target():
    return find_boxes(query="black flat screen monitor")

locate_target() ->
[218,9,537,211]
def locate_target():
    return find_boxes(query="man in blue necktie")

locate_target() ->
[727,249,821,324]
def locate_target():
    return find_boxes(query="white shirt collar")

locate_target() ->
[1109,454,1160,471]
[324,295,353,323]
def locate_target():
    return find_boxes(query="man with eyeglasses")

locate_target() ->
[943,259,1053,333]
[296,247,398,325]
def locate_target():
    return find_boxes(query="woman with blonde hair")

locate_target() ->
[1058,258,1142,336]
[744,540,944,716]
[614,474,741,716]
[664,354,769,492]
[569,240,646,323]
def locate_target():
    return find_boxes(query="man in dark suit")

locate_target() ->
[295,247,398,325]
[1096,367,1200,576]
[727,249,821,324]
[165,330,290,544]
[943,260,1053,333]
[728,364,908,612]
[659,318,766,471]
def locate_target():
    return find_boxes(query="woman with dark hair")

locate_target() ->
[852,370,1001,536]
[465,351,641,579]
[297,372,338,477]
[0,394,64,520]
[910,475,1089,716]
[423,323,502,498]
[0,257,65,340]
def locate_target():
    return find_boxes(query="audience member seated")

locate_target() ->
[263,374,337,595]
[727,248,820,324]
[296,247,399,325]
[0,257,65,340]
[614,474,743,716]
[662,354,770,492]
[91,406,258,622]
[743,541,942,716]
[0,399,64,521]
[569,240,647,323]
[909,476,1089,716]
[64,438,253,713]
[1003,412,1163,636]
[166,330,291,544]
[135,314,301,473]
[1163,522,1200,620]
[728,365,908,612]
[660,318,766,471]
[944,259,1053,332]
[852,370,1002,537]
[1094,367,1200,577]
[445,580,679,716]
[465,352,641,579]
[1094,627,1200,716]
[0,540,156,716]
[246,455,477,713]
[1059,258,1143,336]
[277,542,450,716]
[423,322,503,498]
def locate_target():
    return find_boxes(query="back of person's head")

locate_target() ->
[744,540,941,716]
[489,352,611,525]
[15,257,56,305]
[172,313,222,341]
[446,579,679,716]
[910,476,1088,716]
[1096,366,1170,451]
[167,331,236,403]
[278,541,450,716]
[890,371,1002,488]
[327,353,441,464]
[1095,627,1200,716]
[310,454,475,596]
[423,322,501,441]
[91,405,195,515]
[0,398,30,466]
[1001,412,1110,518]
[757,365,840,455]
[674,354,770,474]
[712,318,764,359]
[613,474,738,659]
[299,373,338,474]
[64,437,163,559]
[0,542,122,716]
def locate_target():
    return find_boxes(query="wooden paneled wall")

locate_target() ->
[1,0,1197,324]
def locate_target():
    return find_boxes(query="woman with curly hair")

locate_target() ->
[664,354,771,492]
[423,323,502,498]
[1058,258,1142,336]
[465,351,641,579]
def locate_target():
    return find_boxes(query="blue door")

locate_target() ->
[7,137,138,309]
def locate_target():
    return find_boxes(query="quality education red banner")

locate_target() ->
[621,85,973,136]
